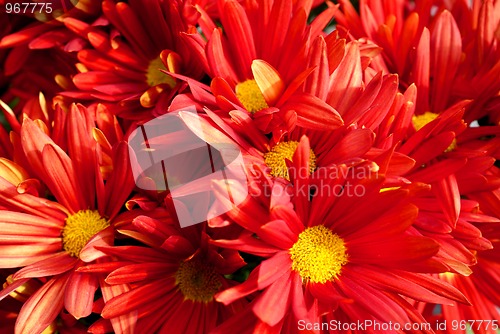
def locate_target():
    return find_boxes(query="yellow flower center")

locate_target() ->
[412,112,457,152]
[290,225,348,284]
[175,259,222,303]
[412,111,439,131]
[263,141,316,180]
[4,275,39,303]
[62,210,110,257]
[235,79,269,113]
[146,57,176,88]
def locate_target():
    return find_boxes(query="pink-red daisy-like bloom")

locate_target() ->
[189,0,338,85]
[336,3,500,329]
[177,105,372,180]
[0,104,135,334]
[174,0,344,133]
[371,91,500,235]
[211,137,468,333]
[78,216,247,334]
[61,0,204,120]
[334,0,500,123]
[0,1,102,114]
[171,38,398,156]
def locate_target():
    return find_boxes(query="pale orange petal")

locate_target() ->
[251,60,285,106]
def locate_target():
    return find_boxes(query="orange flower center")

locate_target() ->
[175,259,222,303]
[62,210,109,257]
[146,57,176,88]
[264,141,316,180]
[412,112,457,152]
[235,79,269,113]
[290,225,348,284]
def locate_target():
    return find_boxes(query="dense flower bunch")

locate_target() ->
[0,0,499,333]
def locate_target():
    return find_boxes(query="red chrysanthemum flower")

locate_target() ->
[178,106,370,181]
[78,216,247,334]
[0,1,101,114]
[370,96,500,225]
[366,95,500,290]
[188,0,338,86]
[211,137,468,333]
[172,0,344,133]
[60,0,204,120]
[0,104,135,333]
[333,2,500,329]
[422,219,500,334]
[334,0,500,123]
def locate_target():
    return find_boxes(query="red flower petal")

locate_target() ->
[252,270,292,326]
[430,10,462,111]
[327,42,362,115]
[207,29,239,85]
[252,60,285,106]
[65,271,99,319]
[211,233,281,257]
[259,219,297,249]
[41,144,86,213]
[270,205,305,235]
[67,104,97,209]
[104,142,135,220]
[432,174,461,226]
[219,0,256,80]
[102,279,173,318]
[79,227,115,263]
[311,37,334,101]
[99,276,136,333]
[216,251,291,305]
[12,252,76,279]
[347,236,439,267]
[283,94,344,131]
